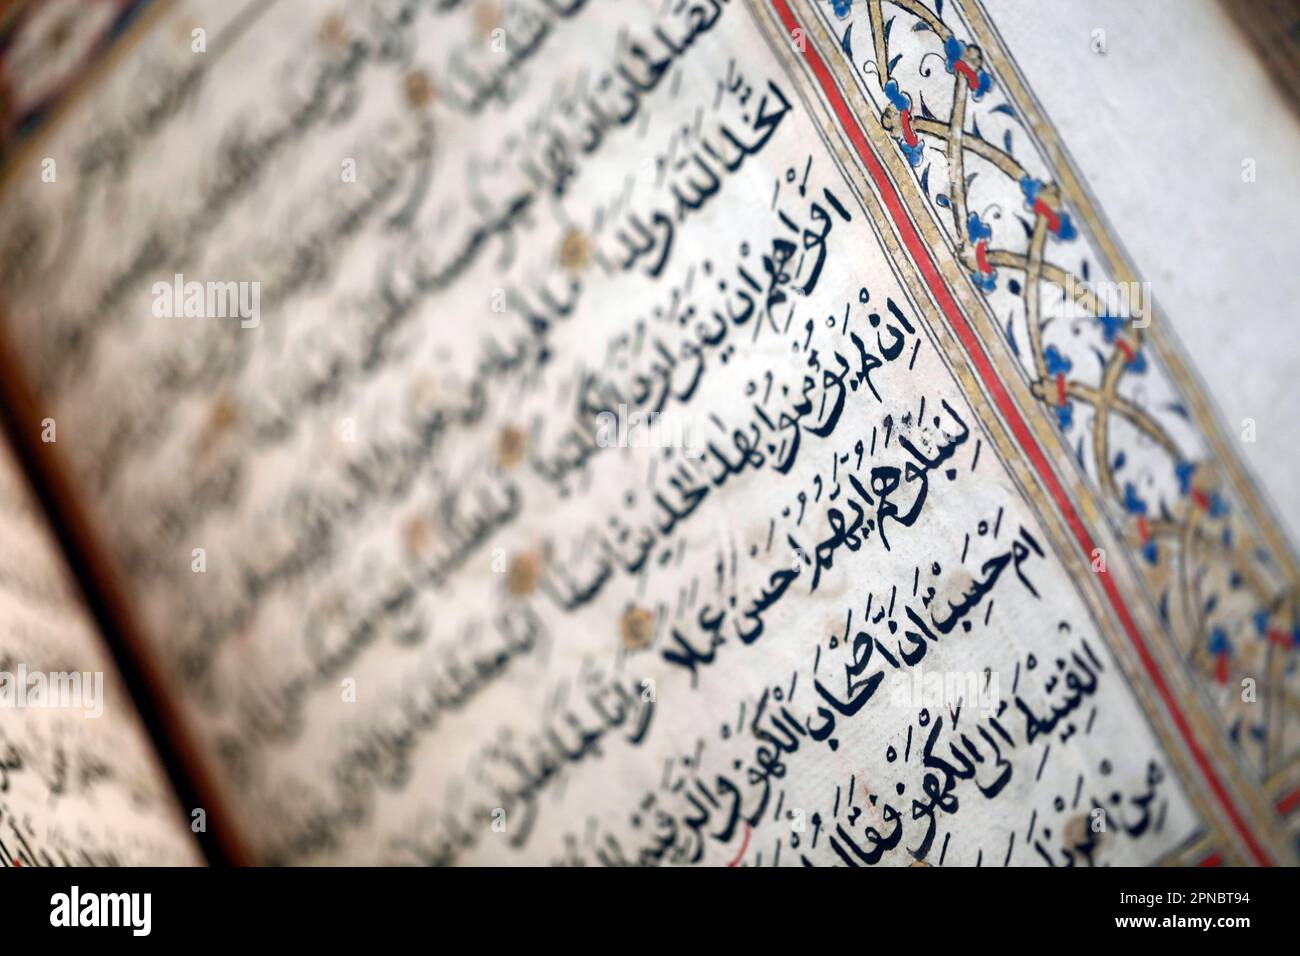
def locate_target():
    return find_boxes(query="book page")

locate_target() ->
[0,0,1295,865]
[0,441,200,866]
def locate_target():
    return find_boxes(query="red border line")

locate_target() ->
[769,0,1272,865]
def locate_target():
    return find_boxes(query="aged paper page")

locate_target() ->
[0,441,200,866]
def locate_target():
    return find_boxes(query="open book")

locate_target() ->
[0,0,1298,867]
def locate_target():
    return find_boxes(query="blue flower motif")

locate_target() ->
[966,211,992,243]
[970,269,997,292]
[944,36,993,100]
[1175,461,1196,495]
[1044,344,1072,376]
[1123,482,1148,516]
[1019,176,1041,208]
[1098,315,1144,369]
[884,80,923,163]
[1054,402,1073,430]
[1141,539,1159,565]
[1208,628,1232,657]
[1018,177,1076,239]
[884,79,910,113]
[832,0,852,17]
[944,36,965,70]
[1207,492,1229,518]
[1055,211,1077,241]
[1097,314,1125,343]
[1254,610,1271,636]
